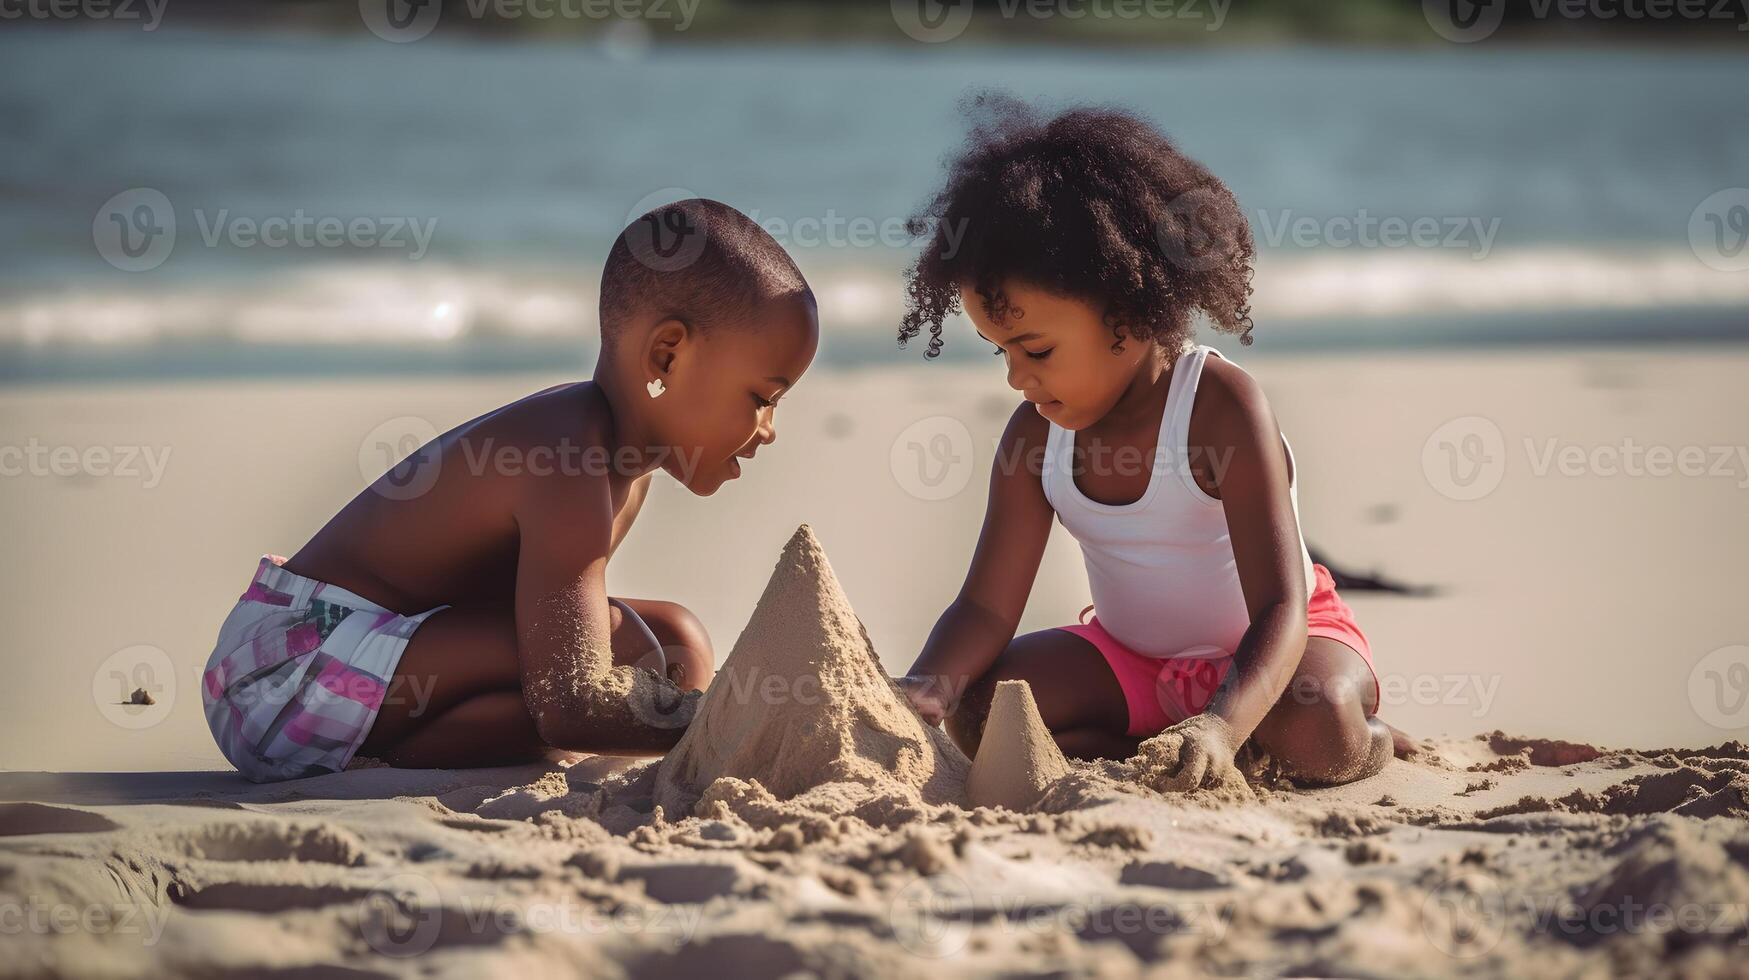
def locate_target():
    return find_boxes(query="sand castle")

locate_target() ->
[966,680,1073,811]
[654,525,973,816]
[653,524,1072,817]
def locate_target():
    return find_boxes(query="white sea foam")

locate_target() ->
[2,248,1745,353]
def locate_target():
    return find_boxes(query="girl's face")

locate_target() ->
[960,280,1152,431]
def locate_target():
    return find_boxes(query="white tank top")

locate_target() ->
[1040,346,1315,660]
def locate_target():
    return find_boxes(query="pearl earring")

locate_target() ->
[646,378,666,399]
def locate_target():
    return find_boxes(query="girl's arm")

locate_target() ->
[902,404,1055,723]
[1195,359,1311,749]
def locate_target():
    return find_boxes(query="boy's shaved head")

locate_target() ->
[599,198,812,353]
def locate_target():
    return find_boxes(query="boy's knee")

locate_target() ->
[645,601,713,658]
[638,601,713,690]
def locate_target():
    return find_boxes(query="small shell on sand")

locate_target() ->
[127,687,154,706]
[968,680,1071,811]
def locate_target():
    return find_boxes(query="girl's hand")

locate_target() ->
[895,674,952,727]
[1133,714,1245,794]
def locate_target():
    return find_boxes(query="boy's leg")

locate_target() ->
[359,597,706,767]
[612,597,716,692]
[944,628,1139,762]
[1246,636,1391,785]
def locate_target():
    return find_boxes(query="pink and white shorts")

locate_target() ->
[1057,563,1378,738]
[201,556,445,782]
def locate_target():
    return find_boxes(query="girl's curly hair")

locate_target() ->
[900,94,1254,358]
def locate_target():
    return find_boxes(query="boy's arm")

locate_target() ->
[903,404,1054,721]
[1196,363,1310,750]
[512,464,694,751]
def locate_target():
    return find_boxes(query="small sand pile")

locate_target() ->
[968,680,1071,811]
[653,525,970,817]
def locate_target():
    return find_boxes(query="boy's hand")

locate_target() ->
[895,674,952,727]
[1133,714,1245,794]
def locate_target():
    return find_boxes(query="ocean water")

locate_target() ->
[3,27,1748,381]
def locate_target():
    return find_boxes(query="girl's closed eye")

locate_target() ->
[752,393,774,409]
[989,344,1052,360]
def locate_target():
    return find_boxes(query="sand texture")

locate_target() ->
[5,526,1749,977]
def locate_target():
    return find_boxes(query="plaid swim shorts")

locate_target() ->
[201,555,446,782]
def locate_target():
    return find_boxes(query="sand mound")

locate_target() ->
[653,525,970,817]
[967,680,1071,811]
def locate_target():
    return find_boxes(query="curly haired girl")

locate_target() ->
[897,95,1397,789]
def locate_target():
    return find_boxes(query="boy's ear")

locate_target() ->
[645,317,690,378]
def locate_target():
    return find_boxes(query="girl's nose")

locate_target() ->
[757,407,777,445]
[1005,354,1036,392]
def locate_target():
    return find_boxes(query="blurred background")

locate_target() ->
[2,0,1747,770]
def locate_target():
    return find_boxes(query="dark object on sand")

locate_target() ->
[1307,547,1437,596]
[128,688,155,706]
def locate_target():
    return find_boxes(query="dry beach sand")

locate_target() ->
[4,525,1748,978]
[7,351,1749,776]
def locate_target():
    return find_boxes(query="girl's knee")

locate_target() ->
[1254,699,1382,785]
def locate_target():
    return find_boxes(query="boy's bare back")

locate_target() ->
[284,382,645,616]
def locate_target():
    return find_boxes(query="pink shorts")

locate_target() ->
[1057,564,1378,738]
